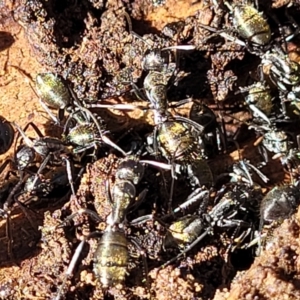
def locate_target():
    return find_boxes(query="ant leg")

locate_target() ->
[85,102,145,111]
[228,226,252,252]
[30,153,52,192]
[14,197,38,232]
[168,98,193,110]
[22,121,48,138]
[131,214,166,227]
[173,115,205,133]
[58,208,103,228]
[248,104,271,124]
[198,23,246,47]
[128,188,148,212]
[139,159,172,171]
[130,214,154,226]
[237,159,254,186]
[70,101,127,156]
[152,126,159,157]
[6,212,15,260]
[62,110,80,135]
[166,162,177,215]
[0,159,12,177]
[61,155,76,196]
[163,188,209,217]
[105,179,113,206]
[284,7,300,42]
[54,239,86,300]
[101,136,127,157]
[159,229,209,268]
[245,234,264,257]
[71,142,96,154]
[245,161,269,183]
[38,99,60,124]
[122,11,154,47]
[4,173,26,211]
[73,102,127,156]
[13,122,35,148]
[129,81,147,101]
[0,209,14,260]
[130,237,150,290]
[257,143,269,167]
[296,134,300,150]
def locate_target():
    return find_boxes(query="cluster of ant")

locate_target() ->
[2,0,300,299]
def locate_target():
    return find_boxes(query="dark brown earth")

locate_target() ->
[1,0,300,299]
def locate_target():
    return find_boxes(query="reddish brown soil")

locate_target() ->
[0,1,299,300]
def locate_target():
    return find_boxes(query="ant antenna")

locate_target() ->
[122,11,153,47]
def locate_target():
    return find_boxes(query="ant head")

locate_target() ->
[141,48,169,72]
